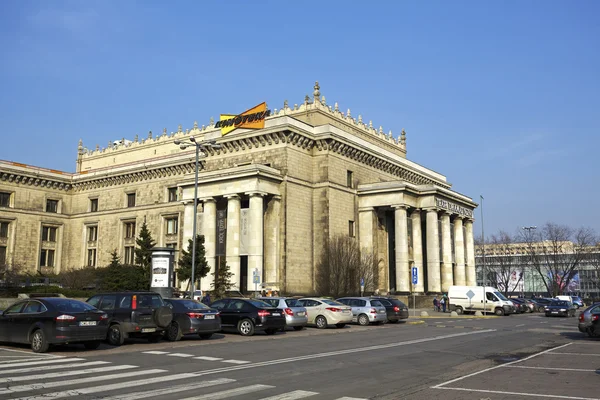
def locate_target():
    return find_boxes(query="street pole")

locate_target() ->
[481,195,486,315]
[521,226,537,298]
[190,145,199,299]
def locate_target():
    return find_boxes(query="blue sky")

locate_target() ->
[1,1,598,237]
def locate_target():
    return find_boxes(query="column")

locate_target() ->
[441,212,453,292]
[393,205,410,293]
[200,198,216,291]
[264,195,280,289]
[225,194,241,291]
[465,219,476,286]
[358,207,375,253]
[453,217,466,286]
[410,209,424,293]
[247,191,265,292]
[425,208,441,293]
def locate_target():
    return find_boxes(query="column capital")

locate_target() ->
[464,217,475,224]
[271,194,282,201]
[223,193,241,200]
[440,211,452,218]
[423,207,439,213]
[246,190,268,198]
[391,204,408,210]
[180,200,194,206]
[199,197,216,204]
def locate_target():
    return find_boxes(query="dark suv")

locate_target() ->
[86,292,173,346]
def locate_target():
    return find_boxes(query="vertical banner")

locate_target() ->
[407,217,413,260]
[216,209,227,256]
[240,208,249,255]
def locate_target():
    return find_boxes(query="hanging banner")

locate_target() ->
[216,102,271,136]
[216,209,227,256]
[240,208,249,255]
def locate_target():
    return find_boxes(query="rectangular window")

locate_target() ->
[347,170,354,188]
[166,217,178,235]
[46,199,58,213]
[124,246,135,264]
[0,246,6,266]
[40,249,55,267]
[42,226,57,242]
[90,198,98,212]
[87,226,98,242]
[0,222,8,238]
[349,220,355,237]
[125,222,136,238]
[87,249,97,267]
[168,187,177,202]
[127,193,136,208]
[0,192,10,207]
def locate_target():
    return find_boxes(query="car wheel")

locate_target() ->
[538,306,545,313]
[31,329,49,353]
[335,323,346,328]
[494,308,504,316]
[237,319,255,336]
[199,333,213,339]
[265,329,277,335]
[455,307,464,315]
[315,315,327,329]
[83,341,101,350]
[154,306,173,328]
[388,319,399,324]
[165,322,182,342]
[107,324,125,346]
[358,314,370,326]
[293,326,304,331]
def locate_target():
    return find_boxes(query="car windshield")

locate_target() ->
[322,299,344,306]
[51,299,98,313]
[573,297,582,301]
[494,292,509,301]
[550,301,569,306]
[247,299,273,308]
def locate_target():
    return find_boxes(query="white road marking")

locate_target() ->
[336,398,369,400]
[178,384,273,399]
[0,357,64,364]
[432,342,572,388]
[0,361,109,375]
[142,350,170,354]
[256,390,319,400]
[435,386,600,400]
[506,365,597,372]
[516,324,525,327]
[0,357,84,369]
[10,371,199,400]
[0,369,165,394]
[0,348,62,357]
[95,378,236,400]
[0,365,137,383]
[195,356,224,361]
[168,353,195,357]
[549,352,600,356]
[221,359,251,364]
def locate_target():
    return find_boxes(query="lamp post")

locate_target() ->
[480,195,486,315]
[173,137,221,299]
[521,226,537,297]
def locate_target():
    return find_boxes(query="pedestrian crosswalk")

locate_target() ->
[142,350,252,365]
[0,356,367,400]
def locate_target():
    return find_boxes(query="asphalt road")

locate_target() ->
[0,312,597,400]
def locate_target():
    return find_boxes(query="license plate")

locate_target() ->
[272,313,280,316]
[343,310,351,313]
[551,311,558,314]
[379,310,385,313]
[141,328,156,333]
[297,312,305,316]
[79,321,97,326]
[205,315,215,319]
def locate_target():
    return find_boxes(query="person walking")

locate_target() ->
[433,296,439,312]
[440,295,447,313]
[201,292,211,305]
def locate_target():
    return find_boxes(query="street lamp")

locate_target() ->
[480,195,486,315]
[521,226,537,297]
[173,137,221,299]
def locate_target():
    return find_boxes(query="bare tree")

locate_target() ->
[485,231,523,296]
[519,222,597,297]
[316,234,378,298]
[584,245,600,294]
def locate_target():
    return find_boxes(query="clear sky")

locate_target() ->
[1,1,598,237]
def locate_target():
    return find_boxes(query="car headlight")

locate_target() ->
[560,309,566,312]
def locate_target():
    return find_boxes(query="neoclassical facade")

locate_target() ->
[0,82,477,294]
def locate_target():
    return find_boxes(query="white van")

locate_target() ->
[448,285,516,316]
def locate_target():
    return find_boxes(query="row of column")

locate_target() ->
[183,191,274,292]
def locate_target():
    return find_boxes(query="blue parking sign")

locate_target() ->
[412,267,418,285]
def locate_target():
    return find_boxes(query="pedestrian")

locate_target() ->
[440,296,446,313]
[273,290,279,297]
[202,292,211,305]
[261,290,266,297]
[433,296,439,312]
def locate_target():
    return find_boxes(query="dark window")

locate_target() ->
[88,226,98,241]
[379,299,392,306]
[40,249,55,267]
[284,299,301,307]
[210,300,228,310]
[0,192,10,207]
[90,198,98,212]
[125,222,136,238]
[370,300,383,307]
[0,222,8,238]
[4,302,25,313]
[87,249,96,267]
[119,295,132,309]
[227,300,247,310]
[347,170,354,188]
[23,301,46,313]
[348,221,355,237]
[46,199,58,213]
[168,187,177,202]
[127,193,136,207]
[87,296,101,308]
[42,226,57,242]
[0,246,6,266]
[99,295,117,310]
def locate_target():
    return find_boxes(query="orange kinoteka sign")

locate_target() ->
[215,102,271,136]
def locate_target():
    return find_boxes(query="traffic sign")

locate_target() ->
[252,268,260,284]
[466,289,475,299]
[360,277,365,287]
[411,267,418,285]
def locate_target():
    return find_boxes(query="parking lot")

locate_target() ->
[431,337,600,400]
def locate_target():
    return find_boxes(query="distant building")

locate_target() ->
[0,82,478,295]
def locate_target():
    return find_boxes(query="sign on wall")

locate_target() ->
[240,208,249,255]
[216,102,271,136]
[216,209,227,256]
[435,198,474,218]
[151,257,170,288]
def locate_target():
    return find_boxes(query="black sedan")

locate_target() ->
[163,298,221,341]
[209,298,286,336]
[544,300,577,317]
[0,298,108,353]
[370,296,409,322]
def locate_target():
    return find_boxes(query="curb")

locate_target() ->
[407,315,498,319]
[406,320,425,325]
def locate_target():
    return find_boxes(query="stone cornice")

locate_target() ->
[0,162,72,191]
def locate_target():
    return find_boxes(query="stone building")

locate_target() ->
[0,82,477,295]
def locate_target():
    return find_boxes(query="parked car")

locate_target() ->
[163,298,221,341]
[571,296,585,309]
[336,297,388,325]
[86,291,173,346]
[370,297,409,322]
[257,297,308,331]
[209,298,286,336]
[510,298,531,313]
[0,298,108,353]
[531,298,554,313]
[544,300,577,317]
[589,313,600,338]
[578,303,600,338]
[296,298,353,329]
